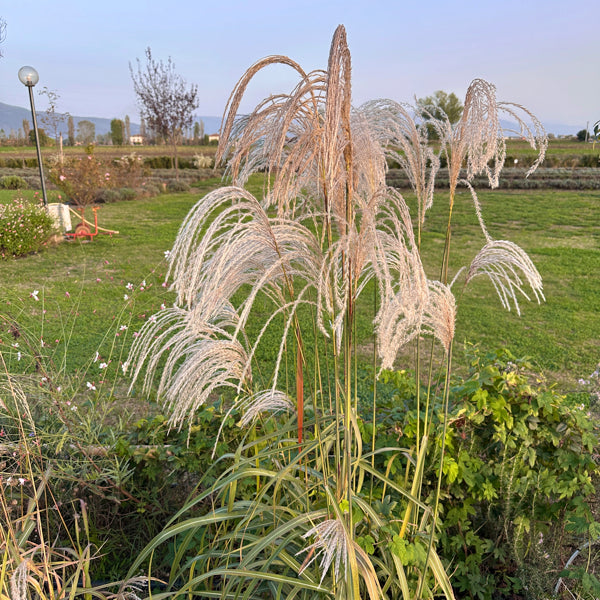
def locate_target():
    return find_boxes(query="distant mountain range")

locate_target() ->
[0,102,223,139]
[0,101,580,139]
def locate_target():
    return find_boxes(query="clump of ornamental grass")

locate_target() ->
[126,25,547,599]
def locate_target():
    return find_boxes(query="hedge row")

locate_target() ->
[387,168,600,190]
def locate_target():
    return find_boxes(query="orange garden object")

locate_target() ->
[64,206,119,241]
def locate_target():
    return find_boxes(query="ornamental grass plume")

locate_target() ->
[126,24,547,600]
[466,239,545,315]
[128,26,437,427]
[299,518,349,583]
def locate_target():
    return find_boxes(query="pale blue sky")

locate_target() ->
[0,0,597,131]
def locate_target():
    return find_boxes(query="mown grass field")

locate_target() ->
[1,177,598,395]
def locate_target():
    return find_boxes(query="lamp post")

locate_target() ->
[18,66,48,208]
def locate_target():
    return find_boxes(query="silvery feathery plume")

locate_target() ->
[217,25,355,234]
[422,280,457,354]
[127,304,251,428]
[10,560,28,600]
[237,390,295,427]
[419,78,547,194]
[360,98,440,228]
[370,189,429,370]
[127,184,324,429]
[298,519,349,583]
[457,177,544,316]
[466,239,544,316]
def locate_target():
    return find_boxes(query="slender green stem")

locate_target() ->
[419,342,453,599]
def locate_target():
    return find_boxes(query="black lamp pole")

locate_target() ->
[18,66,48,208]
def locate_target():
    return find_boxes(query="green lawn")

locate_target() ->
[1,183,599,393]
[415,188,600,382]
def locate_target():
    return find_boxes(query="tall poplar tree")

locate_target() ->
[124,115,131,144]
[67,116,75,146]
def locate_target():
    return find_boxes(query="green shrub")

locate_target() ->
[144,155,173,169]
[0,197,56,258]
[166,179,191,192]
[375,348,599,600]
[95,189,122,203]
[119,187,137,201]
[176,158,195,169]
[0,175,28,190]
[140,182,162,196]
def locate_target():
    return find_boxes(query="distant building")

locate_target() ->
[208,133,219,143]
[130,135,145,145]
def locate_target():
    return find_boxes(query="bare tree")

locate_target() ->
[39,87,69,142]
[129,47,199,177]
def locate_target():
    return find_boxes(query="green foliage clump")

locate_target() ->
[375,347,599,600]
[144,155,173,169]
[110,118,124,146]
[166,179,191,192]
[0,175,28,190]
[95,187,138,203]
[0,197,56,258]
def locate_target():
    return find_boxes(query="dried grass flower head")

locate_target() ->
[466,239,544,316]
[299,518,349,583]
[419,78,548,194]
[127,24,547,439]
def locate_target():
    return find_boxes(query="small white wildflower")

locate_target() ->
[119,325,128,331]
[160,303,166,310]
[164,250,171,260]
[141,280,146,287]
[17,351,21,361]
[93,351,99,363]
[18,478,25,486]
[124,294,129,301]
[148,314,157,323]
[126,282,134,290]
[30,290,39,301]
[99,362,108,369]
[86,382,96,391]
[12,342,18,348]
[121,361,129,374]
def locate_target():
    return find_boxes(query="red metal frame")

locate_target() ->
[65,207,115,240]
